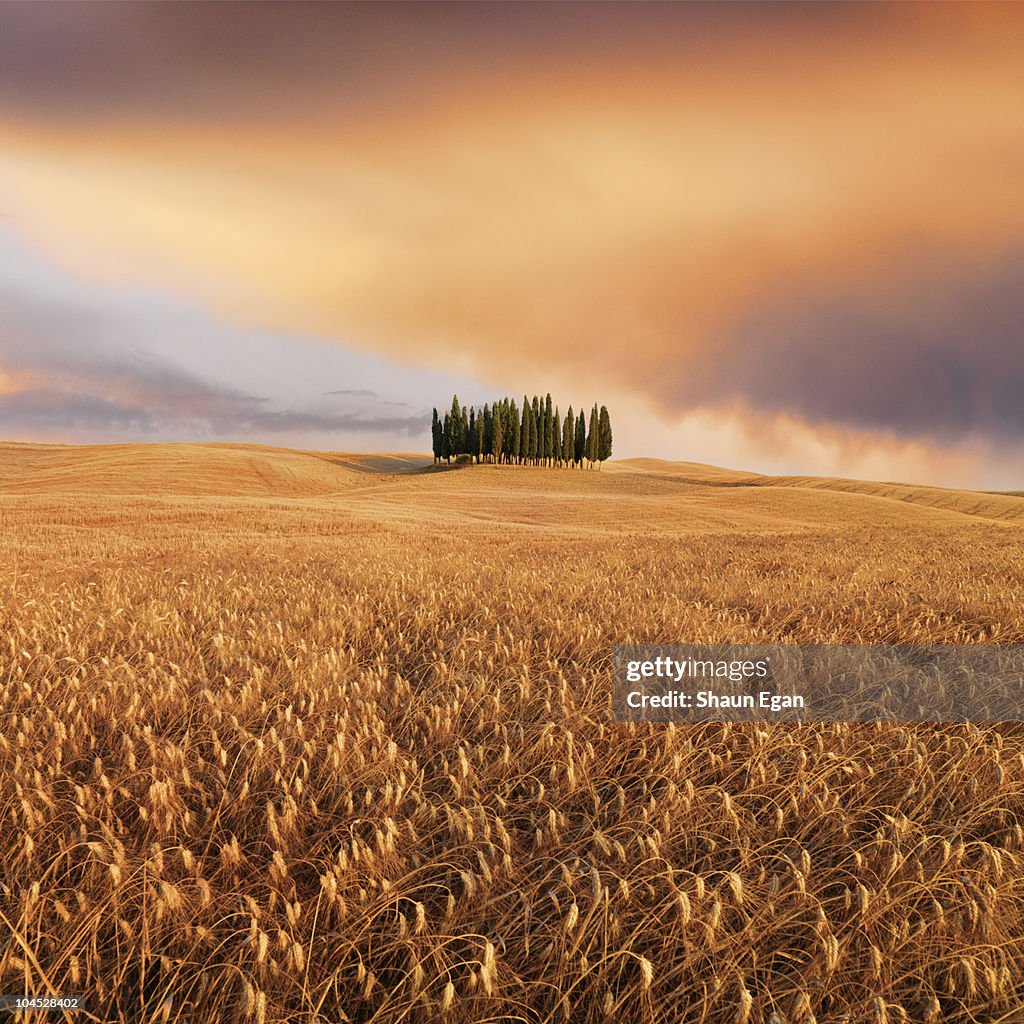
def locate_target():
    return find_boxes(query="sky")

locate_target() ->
[1,2,1023,487]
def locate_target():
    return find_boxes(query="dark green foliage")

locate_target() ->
[483,404,493,463]
[543,394,554,464]
[519,398,529,463]
[598,405,613,465]
[563,407,574,466]
[531,396,540,463]
[575,409,586,465]
[508,398,520,463]
[449,396,465,457]
[431,408,442,464]
[501,404,508,461]
[491,405,504,462]
[586,404,599,466]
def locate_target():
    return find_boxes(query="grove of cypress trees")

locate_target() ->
[432,394,611,470]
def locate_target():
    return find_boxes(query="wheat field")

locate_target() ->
[2,442,1024,1024]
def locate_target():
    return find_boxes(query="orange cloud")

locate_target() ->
[0,368,24,395]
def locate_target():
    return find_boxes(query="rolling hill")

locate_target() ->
[2,442,1021,529]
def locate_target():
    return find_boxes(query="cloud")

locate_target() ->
[244,408,424,435]
[0,390,157,433]
[649,248,1024,445]
[0,388,425,438]
[325,389,409,408]
[1,6,1023,482]
[0,344,427,439]
[0,4,877,122]
[0,230,429,440]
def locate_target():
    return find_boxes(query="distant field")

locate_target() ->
[2,442,1024,1023]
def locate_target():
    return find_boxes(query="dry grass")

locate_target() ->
[2,443,1024,1023]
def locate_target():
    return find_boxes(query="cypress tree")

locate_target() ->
[431,408,442,465]
[493,400,503,464]
[562,407,574,467]
[540,399,548,466]
[494,404,501,464]
[501,399,512,464]
[519,399,529,465]
[442,412,451,464]
[528,402,538,463]
[475,409,485,462]
[460,407,469,456]
[482,404,493,464]
[531,396,540,463]
[468,407,477,462]
[449,396,464,457]
[543,394,553,465]
[552,405,560,466]
[491,406,504,462]
[574,409,586,467]
[598,405,613,467]
[586,404,599,468]
[509,398,520,465]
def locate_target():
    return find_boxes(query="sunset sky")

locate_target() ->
[2,2,1023,487]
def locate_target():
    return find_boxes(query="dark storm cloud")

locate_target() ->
[656,250,1024,444]
[0,2,877,122]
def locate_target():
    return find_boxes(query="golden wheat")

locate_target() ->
[1,446,1023,1022]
